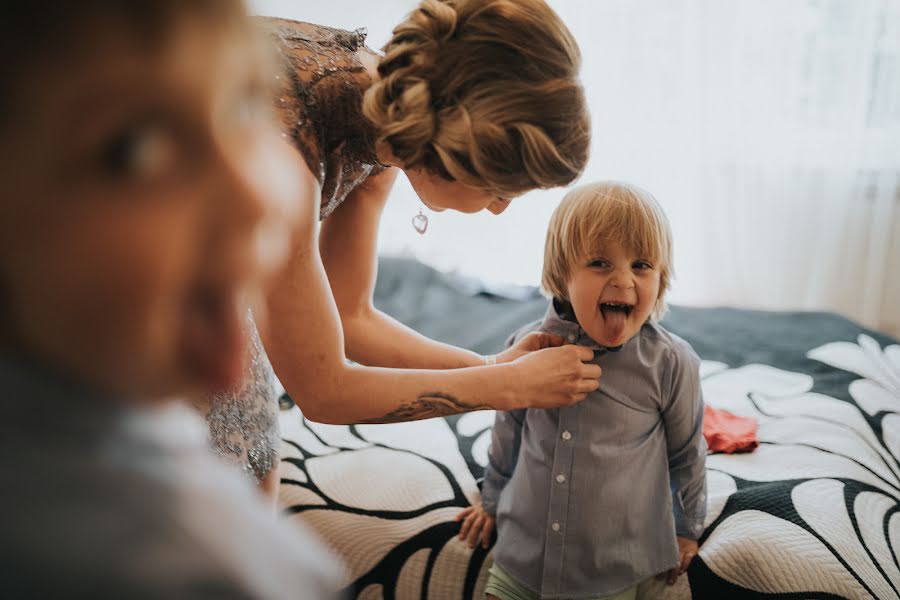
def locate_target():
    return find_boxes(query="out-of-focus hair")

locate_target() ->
[0,0,248,129]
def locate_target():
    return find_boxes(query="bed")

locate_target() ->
[276,257,900,600]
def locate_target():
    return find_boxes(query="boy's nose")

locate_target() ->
[610,270,634,289]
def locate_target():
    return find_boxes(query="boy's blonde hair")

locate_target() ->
[541,181,673,321]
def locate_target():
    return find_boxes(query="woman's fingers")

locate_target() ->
[579,363,602,379]
[516,332,566,352]
[576,378,600,393]
[538,332,566,348]
[572,346,595,362]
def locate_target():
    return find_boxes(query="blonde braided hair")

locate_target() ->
[363,0,590,198]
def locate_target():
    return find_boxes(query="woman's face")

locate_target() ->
[404,168,511,215]
[0,15,302,398]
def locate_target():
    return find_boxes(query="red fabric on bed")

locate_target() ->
[703,405,758,453]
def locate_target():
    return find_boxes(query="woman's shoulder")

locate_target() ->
[257,18,377,87]
[260,17,383,219]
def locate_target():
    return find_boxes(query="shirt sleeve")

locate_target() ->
[480,408,526,515]
[663,344,708,539]
[481,323,540,515]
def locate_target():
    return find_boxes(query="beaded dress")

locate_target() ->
[204,19,384,481]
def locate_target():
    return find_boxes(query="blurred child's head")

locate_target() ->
[0,1,303,398]
[542,182,673,348]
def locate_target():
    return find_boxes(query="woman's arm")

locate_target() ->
[263,159,600,424]
[319,167,483,369]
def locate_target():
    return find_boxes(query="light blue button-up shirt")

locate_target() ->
[482,301,707,599]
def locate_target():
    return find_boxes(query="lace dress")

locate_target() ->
[203,19,384,481]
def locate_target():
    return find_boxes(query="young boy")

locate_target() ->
[0,3,339,597]
[457,182,707,600]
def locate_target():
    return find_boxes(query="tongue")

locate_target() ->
[602,307,627,342]
[180,289,247,391]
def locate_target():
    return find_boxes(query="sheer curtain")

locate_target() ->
[251,0,900,334]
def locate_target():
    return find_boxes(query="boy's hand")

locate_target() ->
[496,332,566,364]
[455,504,495,549]
[659,536,698,585]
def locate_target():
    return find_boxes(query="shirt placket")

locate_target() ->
[540,402,579,597]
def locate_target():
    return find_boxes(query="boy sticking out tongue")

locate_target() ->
[457,181,708,600]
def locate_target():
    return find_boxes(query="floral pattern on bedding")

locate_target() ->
[277,333,899,599]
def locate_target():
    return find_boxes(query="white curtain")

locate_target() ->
[252,0,900,334]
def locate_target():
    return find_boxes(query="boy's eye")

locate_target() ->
[588,259,611,269]
[633,260,653,270]
[101,122,176,180]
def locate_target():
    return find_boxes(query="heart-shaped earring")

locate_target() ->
[412,208,429,235]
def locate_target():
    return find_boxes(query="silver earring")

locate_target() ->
[412,208,429,235]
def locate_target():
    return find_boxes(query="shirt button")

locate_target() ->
[561,430,572,440]
[551,521,561,532]
[567,334,576,342]
[556,473,566,483]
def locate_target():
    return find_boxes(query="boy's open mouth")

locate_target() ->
[599,302,634,318]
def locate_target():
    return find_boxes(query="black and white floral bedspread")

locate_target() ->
[277,258,900,599]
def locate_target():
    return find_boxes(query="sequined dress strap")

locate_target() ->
[260,18,386,220]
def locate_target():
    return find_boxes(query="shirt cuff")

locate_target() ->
[481,494,497,516]
[480,486,501,515]
[675,515,706,540]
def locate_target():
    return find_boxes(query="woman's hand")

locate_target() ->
[455,504,495,549]
[495,331,566,364]
[503,344,601,410]
[659,536,699,585]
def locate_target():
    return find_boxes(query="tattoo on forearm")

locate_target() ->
[360,392,492,424]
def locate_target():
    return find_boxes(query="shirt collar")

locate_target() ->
[538,298,615,353]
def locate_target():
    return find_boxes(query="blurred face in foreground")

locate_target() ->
[0,7,303,399]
